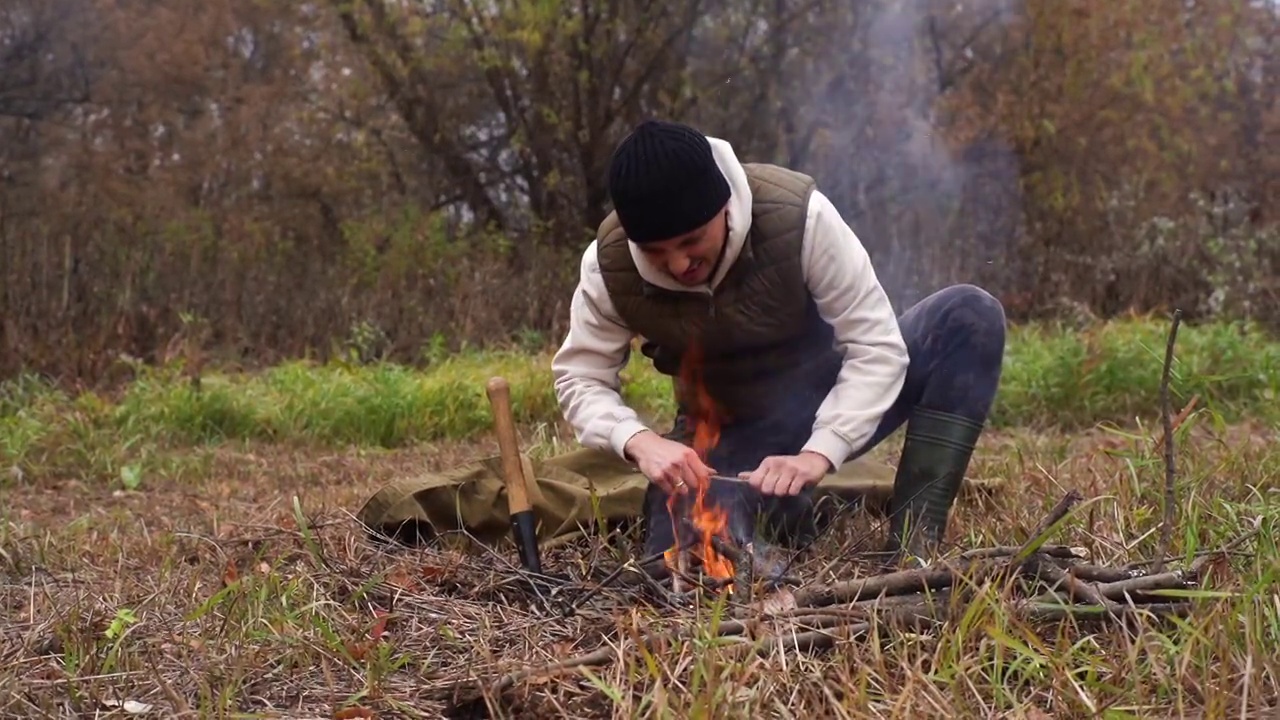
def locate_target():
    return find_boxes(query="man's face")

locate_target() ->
[636,208,728,287]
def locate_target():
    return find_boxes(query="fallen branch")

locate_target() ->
[1021,555,1117,611]
[1153,308,1182,574]
[959,544,1087,561]
[458,546,1224,704]
[782,561,985,612]
[1097,571,1193,600]
[486,645,621,696]
[1060,563,1144,583]
[630,567,686,610]
[688,535,757,603]
[672,492,1090,616]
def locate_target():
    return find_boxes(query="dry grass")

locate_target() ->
[1,411,1277,719]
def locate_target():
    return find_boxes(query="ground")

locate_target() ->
[2,412,1275,719]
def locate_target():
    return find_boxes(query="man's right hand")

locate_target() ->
[624,430,716,496]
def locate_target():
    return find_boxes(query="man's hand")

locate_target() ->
[740,451,831,496]
[624,431,715,496]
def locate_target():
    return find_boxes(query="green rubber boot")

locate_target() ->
[884,407,985,565]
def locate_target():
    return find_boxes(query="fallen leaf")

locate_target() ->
[759,588,797,615]
[344,640,370,661]
[333,706,374,719]
[369,609,389,641]
[221,562,239,587]
[101,699,155,715]
[385,568,414,590]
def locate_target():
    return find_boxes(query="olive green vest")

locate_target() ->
[596,163,843,422]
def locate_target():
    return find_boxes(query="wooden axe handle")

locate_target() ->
[485,376,533,514]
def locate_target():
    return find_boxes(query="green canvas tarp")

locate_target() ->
[356,446,1002,548]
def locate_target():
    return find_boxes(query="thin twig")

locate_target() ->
[1012,490,1084,565]
[960,544,1086,560]
[1153,308,1183,575]
[1124,526,1260,572]
[1188,526,1261,575]
[630,567,685,610]
[781,560,993,612]
[561,549,668,617]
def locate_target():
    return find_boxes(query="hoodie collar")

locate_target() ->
[626,136,753,294]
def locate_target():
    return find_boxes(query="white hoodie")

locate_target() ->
[550,136,909,470]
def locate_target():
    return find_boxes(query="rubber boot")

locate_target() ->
[883,407,985,565]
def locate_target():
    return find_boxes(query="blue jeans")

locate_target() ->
[642,283,1007,556]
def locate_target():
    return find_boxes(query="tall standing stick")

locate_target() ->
[1152,309,1182,575]
[486,376,544,576]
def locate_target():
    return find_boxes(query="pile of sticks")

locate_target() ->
[476,485,1253,699]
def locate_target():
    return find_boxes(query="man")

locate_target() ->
[551,119,1006,566]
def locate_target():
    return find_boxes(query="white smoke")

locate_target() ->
[838,0,1024,307]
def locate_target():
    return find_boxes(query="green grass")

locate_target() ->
[3,315,1279,485]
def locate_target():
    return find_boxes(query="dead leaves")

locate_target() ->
[383,561,452,592]
[344,607,390,662]
[220,560,239,588]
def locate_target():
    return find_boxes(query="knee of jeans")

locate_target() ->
[945,284,1007,350]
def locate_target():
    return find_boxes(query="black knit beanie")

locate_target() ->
[606,119,731,244]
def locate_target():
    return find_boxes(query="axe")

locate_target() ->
[485,376,544,576]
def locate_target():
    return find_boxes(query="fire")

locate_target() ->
[663,341,737,589]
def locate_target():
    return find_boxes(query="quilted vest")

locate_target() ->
[595,163,843,422]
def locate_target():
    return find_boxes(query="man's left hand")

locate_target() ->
[740,451,831,496]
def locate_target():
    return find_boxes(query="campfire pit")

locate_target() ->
[660,474,762,597]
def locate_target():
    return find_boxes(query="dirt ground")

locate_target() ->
[2,421,1276,718]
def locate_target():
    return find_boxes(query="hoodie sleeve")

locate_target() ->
[798,190,910,469]
[550,241,653,459]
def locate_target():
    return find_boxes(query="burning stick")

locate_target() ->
[671,548,692,594]
[656,339,744,594]
[710,535,754,603]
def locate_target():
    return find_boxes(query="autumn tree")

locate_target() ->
[945,0,1279,319]
[1,0,1275,384]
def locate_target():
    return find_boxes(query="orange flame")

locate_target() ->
[664,341,736,588]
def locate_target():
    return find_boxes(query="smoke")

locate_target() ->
[820,0,1026,310]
